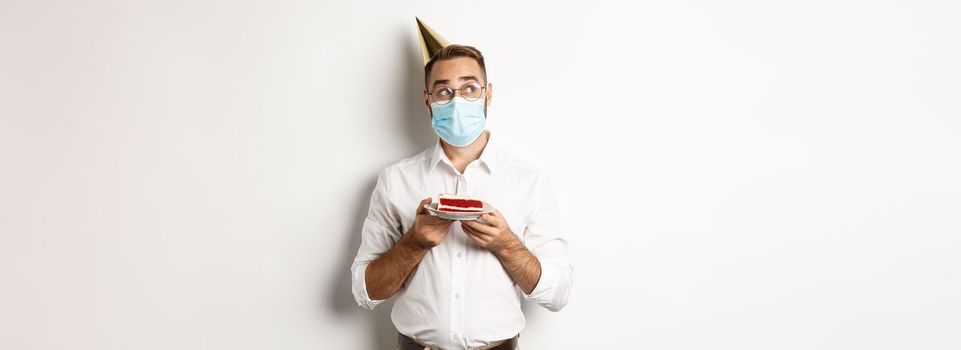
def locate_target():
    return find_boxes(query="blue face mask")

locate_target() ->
[430,97,487,147]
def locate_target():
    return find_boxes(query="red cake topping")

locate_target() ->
[438,194,484,212]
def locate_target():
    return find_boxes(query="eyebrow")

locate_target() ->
[431,75,481,89]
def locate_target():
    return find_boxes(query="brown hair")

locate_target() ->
[424,44,487,88]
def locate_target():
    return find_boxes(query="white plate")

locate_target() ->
[424,202,494,221]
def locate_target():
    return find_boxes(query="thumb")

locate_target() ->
[416,197,432,215]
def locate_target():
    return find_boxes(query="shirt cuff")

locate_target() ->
[352,262,388,310]
[522,262,560,302]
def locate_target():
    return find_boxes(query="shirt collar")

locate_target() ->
[428,130,498,175]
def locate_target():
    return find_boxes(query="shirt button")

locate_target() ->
[456,252,462,258]
[454,293,460,299]
[453,333,460,340]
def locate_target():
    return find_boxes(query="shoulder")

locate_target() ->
[498,148,549,177]
[375,148,432,189]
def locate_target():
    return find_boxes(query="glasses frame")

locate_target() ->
[427,81,488,105]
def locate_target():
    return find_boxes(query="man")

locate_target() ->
[350,19,572,350]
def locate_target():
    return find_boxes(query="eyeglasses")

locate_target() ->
[428,82,487,105]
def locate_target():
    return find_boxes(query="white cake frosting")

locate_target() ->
[438,194,482,201]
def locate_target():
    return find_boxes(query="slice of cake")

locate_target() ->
[438,194,485,212]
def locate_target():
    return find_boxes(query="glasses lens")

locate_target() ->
[432,87,454,104]
[461,82,483,101]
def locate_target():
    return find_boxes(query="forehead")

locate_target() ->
[429,57,483,84]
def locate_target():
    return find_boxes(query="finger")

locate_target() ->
[426,216,453,225]
[415,197,432,215]
[462,225,478,237]
[462,222,484,236]
[465,232,484,246]
[463,227,490,245]
[464,216,490,226]
[461,222,478,235]
[422,209,451,222]
[465,215,496,229]
[485,212,508,228]
[462,220,496,236]
[479,213,494,225]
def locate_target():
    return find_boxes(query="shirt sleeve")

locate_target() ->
[350,169,403,310]
[519,174,573,312]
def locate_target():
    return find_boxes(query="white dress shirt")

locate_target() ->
[350,131,572,350]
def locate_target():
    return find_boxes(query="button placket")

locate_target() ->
[455,175,467,195]
[449,224,465,349]
[450,223,470,349]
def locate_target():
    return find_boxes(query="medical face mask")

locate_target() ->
[430,96,487,147]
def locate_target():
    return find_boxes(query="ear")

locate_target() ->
[485,83,493,107]
[423,89,431,118]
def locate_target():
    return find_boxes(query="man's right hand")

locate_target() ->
[406,197,453,249]
[365,197,452,300]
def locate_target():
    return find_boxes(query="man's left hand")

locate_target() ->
[461,210,518,255]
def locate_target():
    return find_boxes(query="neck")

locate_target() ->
[441,130,490,165]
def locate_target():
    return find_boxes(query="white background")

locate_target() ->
[2,0,959,349]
